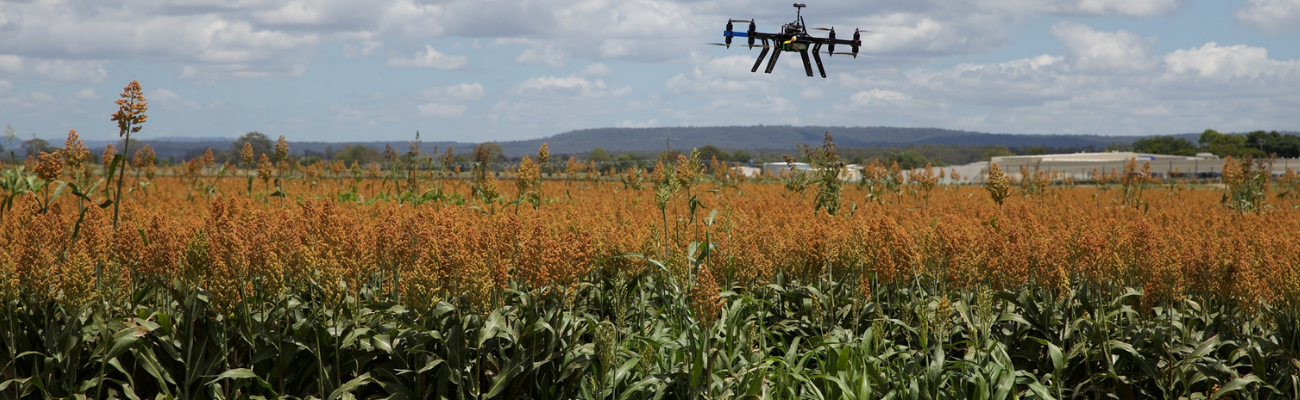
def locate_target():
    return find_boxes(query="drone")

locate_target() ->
[709,3,864,78]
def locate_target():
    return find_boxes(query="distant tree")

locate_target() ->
[1199,129,1258,158]
[334,145,382,165]
[696,145,728,164]
[588,147,611,163]
[730,149,751,163]
[1245,130,1300,158]
[22,137,51,158]
[1133,136,1197,156]
[1024,146,1046,155]
[234,131,273,160]
[883,151,930,170]
[1198,129,1228,147]
[2,124,16,162]
[1244,130,1272,153]
[978,145,1014,161]
[1272,133,1300,158]
[1103,142,1133,152]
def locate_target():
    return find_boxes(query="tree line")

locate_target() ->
[1132,129,1300,158]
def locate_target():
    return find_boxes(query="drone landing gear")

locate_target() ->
[750,40,770,73]
[798,50,814,77]
[748,39,827,78]
[810,43,826,78]
[764,47,782,74]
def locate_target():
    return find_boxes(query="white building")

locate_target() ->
[761,162,811,176]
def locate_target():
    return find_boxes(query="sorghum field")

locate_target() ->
[2,132,1299,399]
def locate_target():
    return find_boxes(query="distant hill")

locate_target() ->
[72,126,1203,161]
[490,126,1154,157]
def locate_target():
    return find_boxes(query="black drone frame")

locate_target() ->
[711,3,863,78]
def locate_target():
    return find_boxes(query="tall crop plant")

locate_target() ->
[800,132,846,216]
[109,80,147,230]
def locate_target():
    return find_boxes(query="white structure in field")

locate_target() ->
[758,162,864,181]
[761,162,812,176]
[729,166,762,178]
[750,151,1300,185]
[942,151,1298,184]
[991,151,1205,164]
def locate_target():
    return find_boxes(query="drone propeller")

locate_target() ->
[708,42,769,48]
[729,19,754,23]
[814,27,871,33]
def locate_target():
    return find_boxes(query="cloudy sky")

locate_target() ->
[1,0,1298,143]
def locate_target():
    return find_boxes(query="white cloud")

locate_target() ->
[0,55,21,75]
[615,118,659,128]
[414,82,483,119]
[579,63,613,77]
[1163,42,1285,80]
[388,44,468,69]
[423,82,485,102]
[343,40,383,58]
[30,92,53,102]
[458,0,705,63]
[484,74,639,137]
[1051,21,1154,73]
[0,55,108,83]
[1063,0,1183,17]
[828,87,953,126]
[849,89,914,106]
[514,75,629,98]
[859,12,1007,56]
[251,0,384,27]
[376,1,446,37]
[147,89,201,110]
[1237,0,1300,33]
[798,36,1300,135]
[329,94,408,127]
[514,42,565,67]
[665,55,781,95]
[418,103,468,118]
[0,0,324,81]
[986,0,1184,17]
[684,96,804,126]
[900,54,1077,107]
[800,87,824,100]
[30,59,108,83]
[74,88,99,101]
[0,0,1296,142]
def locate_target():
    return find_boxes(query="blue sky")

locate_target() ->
[1,0,1298,144]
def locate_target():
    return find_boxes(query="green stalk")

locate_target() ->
[113,130,129,230]
[313,287,328,397]
[6,302,18,400]
[334,297,344,394]
[182,291,197,400]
